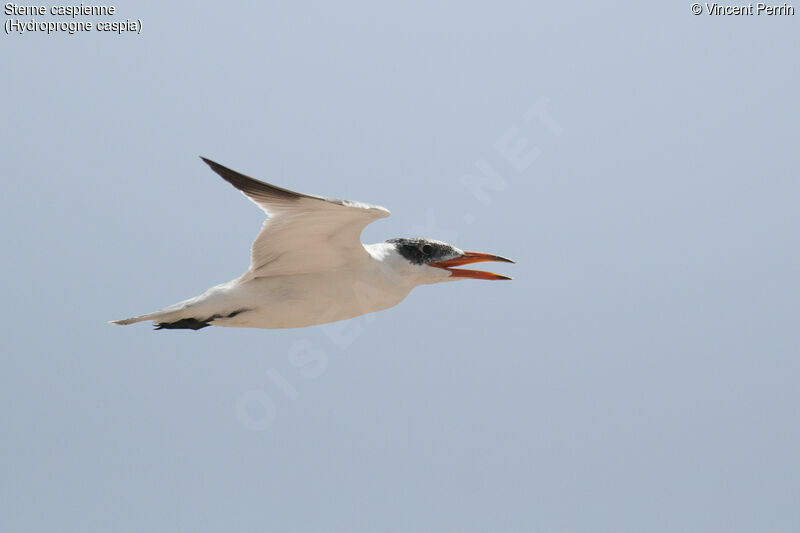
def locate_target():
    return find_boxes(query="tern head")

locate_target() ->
[386,238,514,285]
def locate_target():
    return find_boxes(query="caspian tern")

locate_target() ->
[111,158,514,330]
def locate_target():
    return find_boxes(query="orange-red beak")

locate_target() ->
[429,251,515,280]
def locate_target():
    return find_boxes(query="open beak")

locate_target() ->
[429,251,515,280]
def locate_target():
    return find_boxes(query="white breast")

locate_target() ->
[215,248,416,329]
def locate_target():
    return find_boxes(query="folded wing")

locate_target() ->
[201,157,390,278]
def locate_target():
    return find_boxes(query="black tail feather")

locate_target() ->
[155,318,212,330]
[153,309,248,331]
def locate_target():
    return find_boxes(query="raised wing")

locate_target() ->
[201,157,390,278]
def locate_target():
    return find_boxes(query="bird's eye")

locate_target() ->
[421,244,434,255]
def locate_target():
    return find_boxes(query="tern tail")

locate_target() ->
[110,293,212,330]
[110,285,249,331]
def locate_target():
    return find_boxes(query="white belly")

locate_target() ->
[212,268,413,329]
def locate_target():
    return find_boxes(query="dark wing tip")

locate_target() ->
[199,156,236,180]
[198,156,306,204]
[199,156,224,171]
[196,157,388,218]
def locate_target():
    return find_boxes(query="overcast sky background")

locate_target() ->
[2,2,799,531]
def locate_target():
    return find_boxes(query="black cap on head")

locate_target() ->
[386,238,460,265]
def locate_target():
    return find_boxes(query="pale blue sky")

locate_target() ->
[2,2,799,531]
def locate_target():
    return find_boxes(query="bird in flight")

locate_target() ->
[111,158,514,330]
